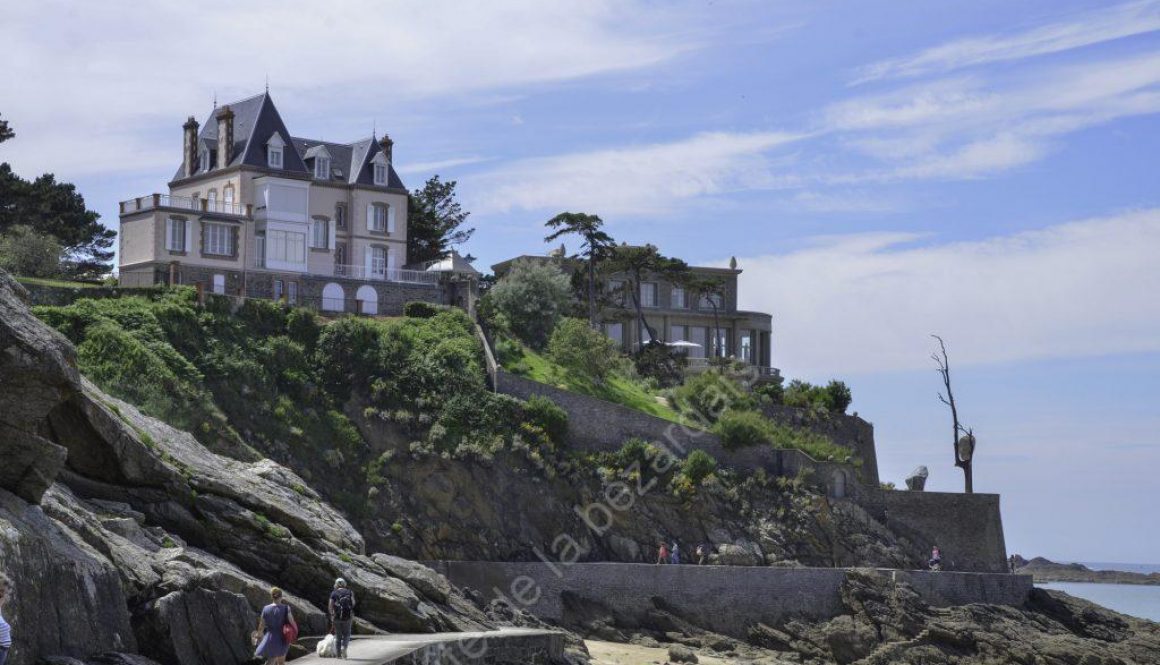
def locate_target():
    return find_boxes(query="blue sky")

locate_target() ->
[4,0,1159,562]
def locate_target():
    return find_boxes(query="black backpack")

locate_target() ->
[334,590,354,621]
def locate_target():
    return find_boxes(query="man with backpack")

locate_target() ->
[329,578,356,659]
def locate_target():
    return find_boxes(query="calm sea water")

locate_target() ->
[1038,564,1160,623]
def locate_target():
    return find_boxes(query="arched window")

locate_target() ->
[355,285,378,315]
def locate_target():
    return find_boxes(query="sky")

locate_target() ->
[3,0,1159,563]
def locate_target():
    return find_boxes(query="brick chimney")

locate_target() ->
[215,105,235,170]
[379,134,394,164]
[182,116,199,178]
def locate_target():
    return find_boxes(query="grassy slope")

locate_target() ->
[498,339,685,424]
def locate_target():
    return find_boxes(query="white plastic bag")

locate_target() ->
[317,633,338,658]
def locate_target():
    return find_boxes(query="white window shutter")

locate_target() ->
[387,205,396,234]
[387,246,397,271]
[366,204,375,231]
[328,219,337,252]
[184,220,192,253]
[165,219,174,250]
[364,245,373,277]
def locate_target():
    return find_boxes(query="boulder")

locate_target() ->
[905,466,928,491]
[668,644,699,663]
[0,488,137,662]
[372,553,452,603]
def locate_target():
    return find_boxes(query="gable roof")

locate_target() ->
[173,92,406,190]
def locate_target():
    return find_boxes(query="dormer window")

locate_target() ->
[199,147,210,172]
[371,152,389,186]
[266,133,286,169]
[315,157,330,180]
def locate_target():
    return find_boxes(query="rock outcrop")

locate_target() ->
[0,271,490,665]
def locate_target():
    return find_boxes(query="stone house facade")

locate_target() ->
[492,253,775,374]
[117,92,444,315]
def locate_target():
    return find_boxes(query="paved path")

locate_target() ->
[293,627,557,664]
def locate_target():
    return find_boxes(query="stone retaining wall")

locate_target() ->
[429,561,1032,640]
[761,404,879,487]
[496,369,865,499]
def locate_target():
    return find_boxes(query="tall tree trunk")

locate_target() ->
[587,256,597,328]
[630,274,656,346]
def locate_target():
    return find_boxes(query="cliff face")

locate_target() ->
[0,271,489,665]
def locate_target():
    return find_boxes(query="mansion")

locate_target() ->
[118,93,474,314]
[492,253,776,377]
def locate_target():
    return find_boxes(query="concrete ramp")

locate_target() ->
[293,628,563,664]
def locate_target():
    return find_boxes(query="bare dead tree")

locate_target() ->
[931,334,974,493]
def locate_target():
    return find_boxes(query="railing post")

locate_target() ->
[152,193,160,208]
[119,201,125,214]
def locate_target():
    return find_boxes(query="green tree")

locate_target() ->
[0,225,63,277]
[406,175,474,265]
[547,317,620,383]
[544,212,615,328]
[680,449,718,485]
[604,244,689,346]
[484,259,571,349]
[0,164,114,276]
[0,115,13,145]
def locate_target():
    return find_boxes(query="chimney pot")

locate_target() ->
[182,116,200,178]
[379,134,394,164]
[216,105,234,170]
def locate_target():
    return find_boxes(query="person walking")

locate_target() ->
[253,586,297,665]
[670,541,680,565]
[329,578,356,659]
[695,544,707,565]
[0,573,12,665]
[929,545,942,571]
[657,541,669,565]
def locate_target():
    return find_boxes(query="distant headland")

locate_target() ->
[1013,555,1160,585]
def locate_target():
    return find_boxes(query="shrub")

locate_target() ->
[680,450,717,485]
[403,301,441,318]
[524,394,568,443]
[712,409,770,450]
[633,342,686,388]
[484,259,571,349]
[286,308,320,351]
[546,317,620,383]
[783,378,853,414]
[675,372,754,424]
[0,225,63,278]
[753,374,785,404]
[824,380,853,414]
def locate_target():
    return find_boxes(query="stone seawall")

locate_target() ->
[429,561,1032,640]
[864,490,1009,573]
[496,370,864,499]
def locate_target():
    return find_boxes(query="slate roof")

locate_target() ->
[173,92,405,190]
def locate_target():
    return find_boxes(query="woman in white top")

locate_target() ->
[0,572,12,665]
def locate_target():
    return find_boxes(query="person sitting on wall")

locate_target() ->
[657,541,669,565]
[929,545,942,571]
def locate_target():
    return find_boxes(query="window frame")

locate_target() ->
[202,221,234,257]
[311,218,329,249]
[641,282,659,308]
[370,204,388,232]
[268,146,283,168]
[335,203,347,229]
[314,157,330,180]
[671,286,686,309]
[166,217,187,252]
[373,163,387,186]
[371,246,388,278]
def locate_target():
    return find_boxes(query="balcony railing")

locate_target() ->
[334,263,439,284]
[119,193,250,217]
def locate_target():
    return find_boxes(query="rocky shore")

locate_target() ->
[1012,555,1160,585]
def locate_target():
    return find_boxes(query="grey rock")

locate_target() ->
[668,644,699,663]
[905,465,928,491]
[372,553,452,602]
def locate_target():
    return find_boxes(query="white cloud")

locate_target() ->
[733,209,1160,376]
[824,51,1160,182]
[0,0,704,178]
[852,0,1160,84]
[467,130,807,216]
[396,156,492,176]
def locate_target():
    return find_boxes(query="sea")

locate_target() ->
[1035,562,1160,623]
